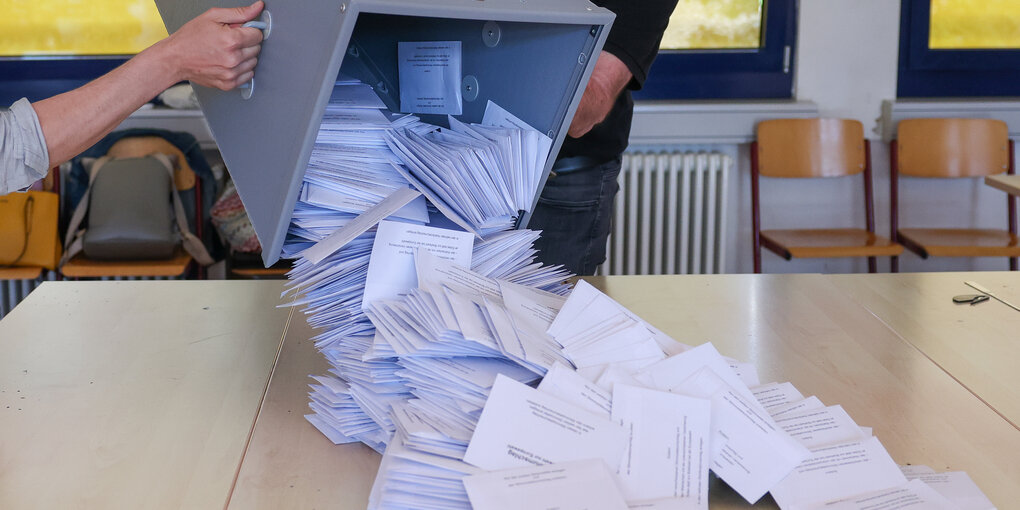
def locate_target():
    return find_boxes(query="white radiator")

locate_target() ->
[603,150,731,275]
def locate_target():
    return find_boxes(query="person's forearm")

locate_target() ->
[31,2,263,167]
[32,42,181,168]
[567,51,633,139]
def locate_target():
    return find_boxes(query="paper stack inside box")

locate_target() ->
[276,81,994,510]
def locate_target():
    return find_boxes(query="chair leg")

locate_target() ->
[1011,257,1017,271]
[868,256,877,273]
[891,256,899,273]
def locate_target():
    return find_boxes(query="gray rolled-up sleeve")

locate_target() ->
[1,98,50,194]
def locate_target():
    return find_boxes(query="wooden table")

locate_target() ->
[228,274,1020,509]
[3,275,1019,509]
[0,281,289,509]
[985,173,1020,196]
[227,311,381,510]
[828,272,1020,430]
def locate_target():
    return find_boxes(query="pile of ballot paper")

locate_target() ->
[278,79,994,510]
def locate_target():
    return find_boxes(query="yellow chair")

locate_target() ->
[752,118,903,273]
[890,118,1019,271]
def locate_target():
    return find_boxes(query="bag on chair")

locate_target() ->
[59,154,214,265]
[0,191,61,270]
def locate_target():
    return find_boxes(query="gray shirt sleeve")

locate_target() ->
[1,98,50,195]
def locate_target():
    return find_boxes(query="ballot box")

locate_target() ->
[155,0,614,265]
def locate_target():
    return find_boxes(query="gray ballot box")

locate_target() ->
[155,0,614,266]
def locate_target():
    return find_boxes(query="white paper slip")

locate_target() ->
[727,360,760,388]
[611,384,710,507]
[538,362,613,416]
[800,479,960,510]
[328,83,387,108]
[904,471,996,510]
[769,395,826,418]
[463,459,628,510]
[773,405,867,448]
[299,187,422,264]
[634,343,763,414]
[319,106,391,126]
[627,499,699,510]
[770,437,908,510]
[898,464,936,476]
[671,367,810,504]
[752,381,805,410]
[398,41,463,115]
[363,220,474,309]
[463,375,626,471]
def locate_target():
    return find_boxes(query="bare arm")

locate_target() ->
[32,2,265,167]
[567,51,633,139]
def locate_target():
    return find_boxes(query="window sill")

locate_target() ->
[881,99,1020,141]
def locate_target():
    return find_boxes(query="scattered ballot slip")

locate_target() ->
[769,436,908,510]
[463,375,626,472]
[362,220,474,309]
[611,384,711,508]
[463,459,628,510]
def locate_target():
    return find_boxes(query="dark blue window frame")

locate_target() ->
[898,0,1020,97]
[635,0,798,100]
[0,57,127,105]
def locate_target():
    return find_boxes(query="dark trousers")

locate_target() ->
[528,157,622,276]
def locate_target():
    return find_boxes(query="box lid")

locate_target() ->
[156,0,614,265]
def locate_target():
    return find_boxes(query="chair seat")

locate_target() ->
[761,229,904,259]
[0,266,43,280]
[61,249,192,278]
[898,228,1020,258]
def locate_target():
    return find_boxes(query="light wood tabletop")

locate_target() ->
[0,281,290,509]
[227,309,381,510]
[985,173,1020,196]
[229,274,1020,509]
[827,272,1020,430]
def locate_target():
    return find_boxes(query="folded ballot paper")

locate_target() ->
[277,79,993,510]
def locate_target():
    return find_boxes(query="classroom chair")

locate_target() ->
[752,118,902,273]
[890,118,1019,272]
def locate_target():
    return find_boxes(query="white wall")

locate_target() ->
[643,0,1018,275]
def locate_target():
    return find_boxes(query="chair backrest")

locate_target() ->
[896,118,1009,177]
[756,118,865,178]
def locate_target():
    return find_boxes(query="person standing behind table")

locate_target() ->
[528,0,678,276]
[0,2,266,195]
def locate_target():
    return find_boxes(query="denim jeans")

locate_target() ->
[528,157,622,276]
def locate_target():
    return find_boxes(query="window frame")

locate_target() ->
[634,0,798,100]
[0,57,127,105]
[897,0,1020,98]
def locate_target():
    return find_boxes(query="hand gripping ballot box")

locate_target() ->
[155,0,614,266]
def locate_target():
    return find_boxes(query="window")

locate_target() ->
[635,0,798,100]
[898,0,1020,97]
[0,0,167,104]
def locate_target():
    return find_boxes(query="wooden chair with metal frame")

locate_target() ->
[752,118,903,273]
[890,118,1019,272]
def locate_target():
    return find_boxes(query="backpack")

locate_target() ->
[59,153,214,266]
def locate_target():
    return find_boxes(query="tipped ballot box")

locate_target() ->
[155,0,614,265]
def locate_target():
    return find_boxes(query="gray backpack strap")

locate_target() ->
[150,153,215,266]
[59,156,110,267]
